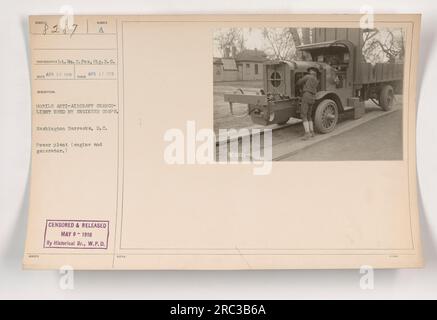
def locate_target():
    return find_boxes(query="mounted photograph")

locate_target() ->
[213,27,405,161]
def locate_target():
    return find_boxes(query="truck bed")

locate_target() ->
[356,62,403,84]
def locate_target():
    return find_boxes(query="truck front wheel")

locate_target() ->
[314,99,339,134]
[379,85,394,111]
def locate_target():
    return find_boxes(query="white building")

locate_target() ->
[213,49,267,82]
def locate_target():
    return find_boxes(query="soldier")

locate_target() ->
[297,68,319,140]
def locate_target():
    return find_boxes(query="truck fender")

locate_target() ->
[314,91,344,112]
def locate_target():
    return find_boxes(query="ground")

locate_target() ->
[214,80,403,161]
[282,109,403,161]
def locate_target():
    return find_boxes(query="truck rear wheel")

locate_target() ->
[379,85,394,111]
[314,99,338,134]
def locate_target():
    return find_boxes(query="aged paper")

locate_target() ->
[24,14,422,269]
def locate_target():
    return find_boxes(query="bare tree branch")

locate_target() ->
[262,28,297,60]
[362,28,405,63]
[214,28,245,57]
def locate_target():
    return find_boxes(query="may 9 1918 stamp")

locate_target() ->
[43,219,109,249]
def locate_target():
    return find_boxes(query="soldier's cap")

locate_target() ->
[308,67,318,73]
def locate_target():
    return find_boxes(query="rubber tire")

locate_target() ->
[379,85,394,111]
[314,99,339,134]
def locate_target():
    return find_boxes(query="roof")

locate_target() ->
[221,58,237,71]
[235,49,267,62]
[213,57,238,70]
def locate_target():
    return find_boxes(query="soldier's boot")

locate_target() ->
[302,121,311,140]
[309,121,315,137]
[302,132,311,140]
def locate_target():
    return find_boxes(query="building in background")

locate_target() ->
[213,47,267,82]
[213,57,238,82]
[235,49,267,81]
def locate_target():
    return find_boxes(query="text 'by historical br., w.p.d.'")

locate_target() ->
[24,14,423,270]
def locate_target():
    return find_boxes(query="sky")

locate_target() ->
[213,28,266,57]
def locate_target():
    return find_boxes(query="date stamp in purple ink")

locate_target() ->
[43,219,109,249]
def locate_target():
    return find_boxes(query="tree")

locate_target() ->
[262,28,297,60]
[301,28,311,45]
[289,28,301,46]
[362,28,405,64]
[214,28,245,57]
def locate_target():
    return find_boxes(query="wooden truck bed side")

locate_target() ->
[356,62,404,84]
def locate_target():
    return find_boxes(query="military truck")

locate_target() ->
[224,28,403,133]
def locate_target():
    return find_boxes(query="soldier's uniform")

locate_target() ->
[298,73,319,121]
[297,70,319,139]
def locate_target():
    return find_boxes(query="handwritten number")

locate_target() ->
[41,23,78,37]
[70,24,78,38]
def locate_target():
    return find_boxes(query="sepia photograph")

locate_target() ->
[213,27,405,161]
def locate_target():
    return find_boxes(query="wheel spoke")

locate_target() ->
[316,100,338,133]
[321,103,336,129]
